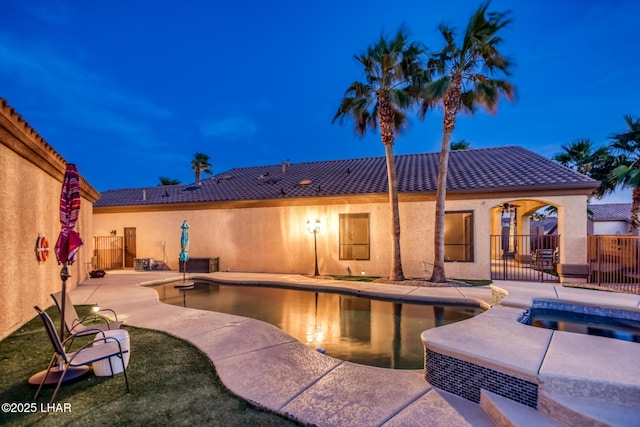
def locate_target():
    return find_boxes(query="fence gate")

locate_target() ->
[490,234,560,282]
[93,236,124,270]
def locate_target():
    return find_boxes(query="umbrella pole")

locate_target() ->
[28,262,90,386]
[60,263,69,342]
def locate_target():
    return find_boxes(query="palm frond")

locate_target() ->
[612,163,640,188]
[393,109,409,134]
[609,115,640,158]
[334,26,429,139]
[423,1,514,120]
[419,77,450,119]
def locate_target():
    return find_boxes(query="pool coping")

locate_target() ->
[67,271,640,426]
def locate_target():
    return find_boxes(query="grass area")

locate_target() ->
[0,306,301,426]
[330,275,492,287]
[329,275,379,282]
[451,279,493,286]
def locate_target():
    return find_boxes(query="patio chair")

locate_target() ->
[51,291,122,347]
[33,306,130,404]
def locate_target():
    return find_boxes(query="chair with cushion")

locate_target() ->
[32,306,130,404]
[51,292,122,346]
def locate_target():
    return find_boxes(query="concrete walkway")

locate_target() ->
[68,271,640,426]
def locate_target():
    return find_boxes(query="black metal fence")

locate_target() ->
[93,236,124,270]
[490,234,560,282]
[588,235,640,294]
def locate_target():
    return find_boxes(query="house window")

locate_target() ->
[445,211,474,262]
[339,213,370,260]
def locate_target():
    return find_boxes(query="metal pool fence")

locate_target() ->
[588,235,640,294]
[490,234,560,282]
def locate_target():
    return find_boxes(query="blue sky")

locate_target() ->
[1,1,638,204]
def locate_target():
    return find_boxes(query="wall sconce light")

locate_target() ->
[110,230,117,236]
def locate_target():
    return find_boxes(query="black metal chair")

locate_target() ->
[33,306,130,404]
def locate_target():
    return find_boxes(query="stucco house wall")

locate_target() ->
[0,99,99,340]
[93,190,591,282]
[593,221,631,235]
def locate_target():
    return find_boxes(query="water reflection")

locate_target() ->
[532,318,640,343]
[153,282,481,369]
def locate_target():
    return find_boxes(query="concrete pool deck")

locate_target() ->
[67,271,640,426]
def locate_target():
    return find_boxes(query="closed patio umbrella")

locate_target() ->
[29,163,86,386]
[179,220,189,283]
[54,164,84,341]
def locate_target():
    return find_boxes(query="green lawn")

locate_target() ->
[329,275,379,282]
[0,306,301,426]
[451,279,493,286]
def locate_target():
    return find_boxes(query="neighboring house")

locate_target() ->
[528,217,557,236]
[0,99,99,340]
[588,203,633,235]
[94,146,597,283]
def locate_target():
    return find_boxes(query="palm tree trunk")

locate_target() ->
[430,77,461,283]
[430,130,453,282]
[378,89,405,281]
[631,187,640,233]
[384,143,405,281]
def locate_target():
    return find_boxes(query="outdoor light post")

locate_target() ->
[307,219,321,276]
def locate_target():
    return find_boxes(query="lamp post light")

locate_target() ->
[307,219,321,276]
[92,303,101,321]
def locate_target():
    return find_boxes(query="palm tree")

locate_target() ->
[420,1,515,282]
[450,139,470,150]
[158,177,180,186]
[609,115,640,231]
[552,139,615,198]
[333,27,429,281]
[192,153,213,183]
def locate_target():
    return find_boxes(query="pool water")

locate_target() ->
[152,281,482,369]
[519,299,640,343]
[528,309,640,343]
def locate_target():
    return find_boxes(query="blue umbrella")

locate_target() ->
[179,220,189,282]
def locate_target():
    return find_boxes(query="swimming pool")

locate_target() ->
[152,281,483,369]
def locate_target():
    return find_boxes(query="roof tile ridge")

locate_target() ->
[0,97,66,164]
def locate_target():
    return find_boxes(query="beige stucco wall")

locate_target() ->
[95,200,398,276]
[0,99,99,340]
[93,190,591,283]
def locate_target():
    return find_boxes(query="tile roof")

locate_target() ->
[589,203,632,222]
[95,146,598,207]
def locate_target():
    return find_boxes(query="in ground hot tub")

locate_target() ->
[518,298,640,343]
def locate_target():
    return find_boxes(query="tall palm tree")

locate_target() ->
[158,177,181,186]
[333,27,429,281]
[191,153,212,183]
[552,139,615,198]
[609,115,640,231]
[420,1,515,282]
